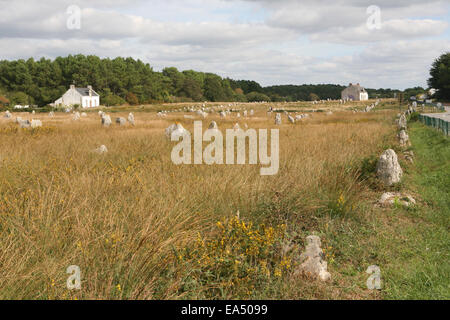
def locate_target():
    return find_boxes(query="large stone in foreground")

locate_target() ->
[296,235,331,282]
[377,149,403,186]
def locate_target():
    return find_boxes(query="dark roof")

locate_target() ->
[75,87,99,97]
[347,84,367,93]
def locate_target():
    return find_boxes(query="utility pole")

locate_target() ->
[398,92,404,113]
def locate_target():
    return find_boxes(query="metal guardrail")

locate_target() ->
[419,114,450,136]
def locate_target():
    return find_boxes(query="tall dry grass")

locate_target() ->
[0,102,397,299]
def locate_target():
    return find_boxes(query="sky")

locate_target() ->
[0,0,449,89]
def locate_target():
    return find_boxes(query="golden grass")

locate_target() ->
[0,100,397,299]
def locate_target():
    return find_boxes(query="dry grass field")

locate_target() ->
[1,99,440,300]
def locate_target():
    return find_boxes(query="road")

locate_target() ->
[421,106,450,121]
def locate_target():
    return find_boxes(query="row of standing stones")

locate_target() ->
[4,110,43,128]
[293,103,414,282]
[377,106,417,208]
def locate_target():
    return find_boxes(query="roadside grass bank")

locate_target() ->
[380,121,449,299]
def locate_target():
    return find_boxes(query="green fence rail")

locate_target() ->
[419,114,450,136]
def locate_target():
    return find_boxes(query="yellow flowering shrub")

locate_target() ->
[176,215,296,299]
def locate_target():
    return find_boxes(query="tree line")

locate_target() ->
[0,54,401,107]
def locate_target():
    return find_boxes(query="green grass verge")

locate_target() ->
[382,121,449,299]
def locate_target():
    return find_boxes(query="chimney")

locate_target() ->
[88,85,92,97]
[70,84,75,90]
[349,83,352,86]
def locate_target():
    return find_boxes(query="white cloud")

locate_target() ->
[0,0,448,89]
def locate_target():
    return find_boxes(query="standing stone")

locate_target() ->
[18,119,31,128]
[296,235,331,282]
[288,115,295,124]
[165,123,188,139]
[81,112,87,117]
[102,114,112,127]
[4,111,11,119]
[208,121,219,130]
[275,113,282,125]
[95,145,108,154]
[128,113,135,125]
[378,192,416,207]
[397,114,407,130]
[116,117,126,126]
[30,119,42,128]
[398,130,410,147]
[49,111,55,117]
[404,151,415,163]
[72,112,80,121]
[377,149,403,186]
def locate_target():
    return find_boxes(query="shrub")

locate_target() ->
[174,215,295,299]
[408,112,420,122]
[103,94,126,106]
[246,92,271,102]
[126,92,139,105]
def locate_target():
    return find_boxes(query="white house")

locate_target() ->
[54,85,100,108]
[341,83,369,101]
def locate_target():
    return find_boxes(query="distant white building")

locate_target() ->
[54,85,100,108]
[341,83,369,101]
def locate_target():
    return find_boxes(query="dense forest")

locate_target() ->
[0,54,401,107]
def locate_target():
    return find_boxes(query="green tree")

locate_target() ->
[102,88,126,106]
[428,52,450,100]
[246,91,271,102]
[204,74,225,102]
[162,67,185,96]
[0,95,9,106]
[180,78,203,101]
[126,92,139,105]
[309,93,320,101]
[9,91,32,105]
